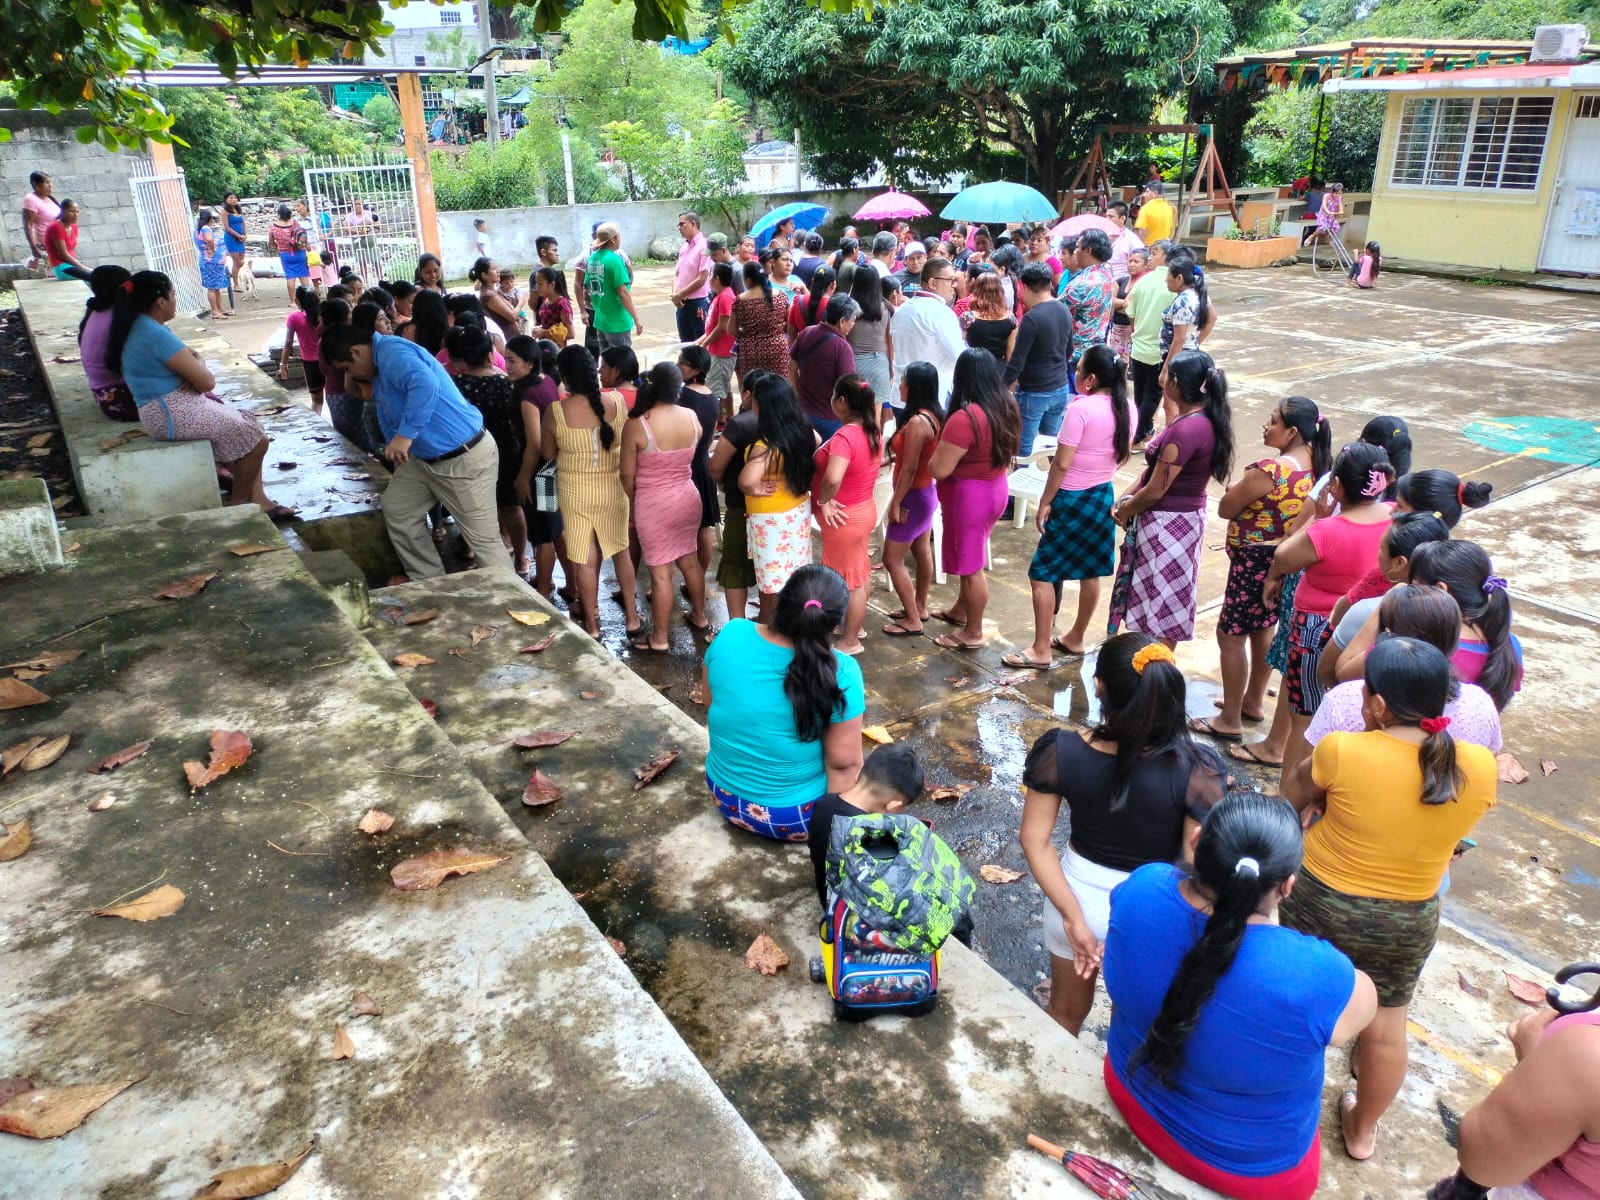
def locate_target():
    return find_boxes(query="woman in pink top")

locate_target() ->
[22,171,60,270]
[1433,1001,1600,1200]
[277,287,326,414]
[620,362,708,652]
[1010,345,1136,668]
[1263,441,1393,789]
[812,374,883,655]
[77,265,137,421]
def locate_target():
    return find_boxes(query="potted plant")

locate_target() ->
[1206,219,1299,269]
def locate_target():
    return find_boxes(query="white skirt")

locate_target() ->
[1042,845,1131,961]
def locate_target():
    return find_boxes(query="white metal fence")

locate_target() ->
[129,160,205,317]
[303,154,424,287]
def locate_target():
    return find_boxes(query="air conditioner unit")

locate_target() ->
[1530,24,1589,63]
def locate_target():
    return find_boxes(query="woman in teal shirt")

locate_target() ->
[702,565,866,841]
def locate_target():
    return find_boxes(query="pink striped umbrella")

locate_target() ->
[853,191,932,221]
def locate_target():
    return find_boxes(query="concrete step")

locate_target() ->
[365,569,1222,1199]
[0,508,798,1200]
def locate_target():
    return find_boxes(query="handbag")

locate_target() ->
[531,459,558,513]
[306,250,322,268]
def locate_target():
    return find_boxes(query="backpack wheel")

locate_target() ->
[809,956,825,984]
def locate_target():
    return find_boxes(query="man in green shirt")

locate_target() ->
[1125,239,1176,448]
[585,221,644,349]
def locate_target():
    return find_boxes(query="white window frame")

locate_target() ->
[1390,94,1554,193]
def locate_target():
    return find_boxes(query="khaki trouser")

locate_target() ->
[382,434,503,580]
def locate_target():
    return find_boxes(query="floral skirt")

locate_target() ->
[1219,542,1280,636]
[747,501,812,596]
[138,386,264,465]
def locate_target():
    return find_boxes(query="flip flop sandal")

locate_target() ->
[933,633,983,651]
[1050,636,1086,656]
[1212,698,1265,722]
[1188,716,1243,743]
[629,637,669,654]
[265,505,299,523]
[1226,742,1283,768]
[1001,651,1053,670]
[881,622,924,638]
[930,609,964,625]
[887,608,931,623]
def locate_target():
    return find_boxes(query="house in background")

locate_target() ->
[365,2,481,70]
[1325,26,1600,277]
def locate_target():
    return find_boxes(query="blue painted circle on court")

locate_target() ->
[1462,416,1600,466]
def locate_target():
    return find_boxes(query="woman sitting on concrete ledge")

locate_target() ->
[107,270,295,521]
[77,265,137,421]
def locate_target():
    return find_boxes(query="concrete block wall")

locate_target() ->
[0,106,151,278]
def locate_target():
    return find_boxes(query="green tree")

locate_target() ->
[364,95,403,143]
[1242,88,1384,189]
[600,97,747,201]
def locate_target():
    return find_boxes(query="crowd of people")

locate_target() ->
[50,190,1589,1200]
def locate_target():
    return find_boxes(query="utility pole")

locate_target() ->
[479,1,499,150]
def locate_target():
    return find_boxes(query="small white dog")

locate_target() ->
[235,259,257,297]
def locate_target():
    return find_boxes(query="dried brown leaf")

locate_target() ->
[356,808,394,835]
[519,635,557,654]
[1497,752,1530,785]
[470,623,500,646]
[391,653,436,668]
[506,609,551,626]
[0,1079,134,1139]
[26,432,53,448]
[512,730,576,749]
[0,677,50,710]
[0,820,33,862]
[350,991,381,1018]
[521,769,564,807]
[228,543,280,558]
[152,572,218,600]
[606,936,627,956]
[578,690,600,700]
[928,784,973,804]
[87,793,117,812]
[377,606,405,625]
[862,725,894,745]
[743,933,790,976]
[945,676,970,688]
[87,740,152,775]
[401,608,440,626]
[183,730,253,791]
[94,883,185,921]
[687,682,706,705]
[980,865,1026,884]
[1457,972,1488,1000]
[390,847,509,891]
[1506,973,1548,1005]
[18,733,70,772]
[2,737,45,775]
[446,646,472,656]
[99,429,146,450]
[47,355,78,365]
[3,649,83,672]
[1540,758,1559,778]
[0,1079,33,1109]
[330,1024,354,1060]
[192,1135,317,1199]
[632,749,679,791]
[10,668,45,680]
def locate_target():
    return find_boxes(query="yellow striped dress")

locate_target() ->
[552,391,630,559]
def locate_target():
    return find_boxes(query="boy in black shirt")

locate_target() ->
[808,744,924,907]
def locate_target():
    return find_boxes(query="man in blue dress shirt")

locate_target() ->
[323,325,502,580]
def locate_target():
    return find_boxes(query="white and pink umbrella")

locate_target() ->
[853,191,932,222]
[1050,212,1120,239]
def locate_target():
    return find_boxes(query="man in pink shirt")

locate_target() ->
[1106,200,1145,284]
[22,171,60,271]
[671,210,711,343]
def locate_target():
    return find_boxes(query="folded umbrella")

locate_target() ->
[1027,1135,1185,1200]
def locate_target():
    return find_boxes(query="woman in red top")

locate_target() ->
[45,199,91,283]
[1263,440,1394,790]
[812,374,883,655]
[881,361,944,637]
[928,348,1021,650]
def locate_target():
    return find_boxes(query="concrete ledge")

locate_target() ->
[366,569,1222,1199]
[299,547,371,629]
[0,476,63,575]
[0,507,799,1200]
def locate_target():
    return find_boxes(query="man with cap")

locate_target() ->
[893,243,928,296]
[573,219,634,354]
[583,221,643,351]
[706,232,732,266]
[1133,181,1176,245]
[671,210,711,342]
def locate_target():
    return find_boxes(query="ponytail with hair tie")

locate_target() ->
[1131,643,1177,674]
[1420,716,1452,735]
[1482,576,1508,595]
[1234,857,1261,879]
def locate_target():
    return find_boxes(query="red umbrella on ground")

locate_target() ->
[1027,1135,1184,1199]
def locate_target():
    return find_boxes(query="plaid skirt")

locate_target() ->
[1219,542,1280,635]
[1030,481,1117,582]
[1107,509,1205,642]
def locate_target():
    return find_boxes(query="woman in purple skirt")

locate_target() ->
[880,362,945,637]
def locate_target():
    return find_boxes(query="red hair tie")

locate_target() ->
[121,280,134,293]
[1457,480,1467,505]
[1420,715,1452,735]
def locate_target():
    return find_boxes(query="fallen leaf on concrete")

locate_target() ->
[578,690,600,700]
[632,749,679,791]
[228,544,280,558]
[390,847,509,891]
[47,355,79,365]
[1457,972,1488,1000]
[49,495,72,510]
[3,649,83,672]
[1497,753,1530,785]
[862,725,894,745]
[183,731,253,791]
[401,608,439,626]
[87,793,117,812]
[419,698,439,719]
[87,740,152,775]
[391,653,436,668]
[2,737,45,775]
[62,542,79,554]
[350,991,381,1018]
[505,609,550,626]
[470,624,500,646]
[946,676,970,688]
[153,572,218,600]
[928,784,972,803]
[98,429,146,450]
[17,734,70,772]
[980,865,1026,884]
[1540,758,1559,777]
[1506,973,1548,1006]
[0,1079,33,1108]
[688,682,706,705]
[27,432,54,448]
[377,606,405,625]
[28,447,50,458]
[0,678,50,710]
[446,646,472,656]
[519,635,557,653]
[259,405,291,416]
[330,1025,354,1060]
[192,1135,318,1199]
[356,808,394,835]
[95,883,185,921]
[0,1079,134,1139]
[11,668,46,680]
[607,936,627,956]
[0,820,32,862]
[744,933,790,976]
[522,769,564,807]
[341,472,368,482]
[513,730,576,749]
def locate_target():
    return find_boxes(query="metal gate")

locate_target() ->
[129,159,206,317]
[303,154,423,288]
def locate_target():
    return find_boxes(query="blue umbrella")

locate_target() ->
[940,181,1058,224]
[748,201,830,249]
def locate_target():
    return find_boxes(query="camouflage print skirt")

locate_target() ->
[1278,867,1439,1008]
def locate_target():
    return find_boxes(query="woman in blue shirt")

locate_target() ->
[702,565,865,841]
[221,193,248,291]
[1101,791,1377,1200]
[107,270,291,519]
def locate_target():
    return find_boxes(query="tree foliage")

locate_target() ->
[601,97,748,200]
[1242,89,1384,188]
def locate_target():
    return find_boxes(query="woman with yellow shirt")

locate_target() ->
[1282,635,1497,1165]
[738,374,820,622]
